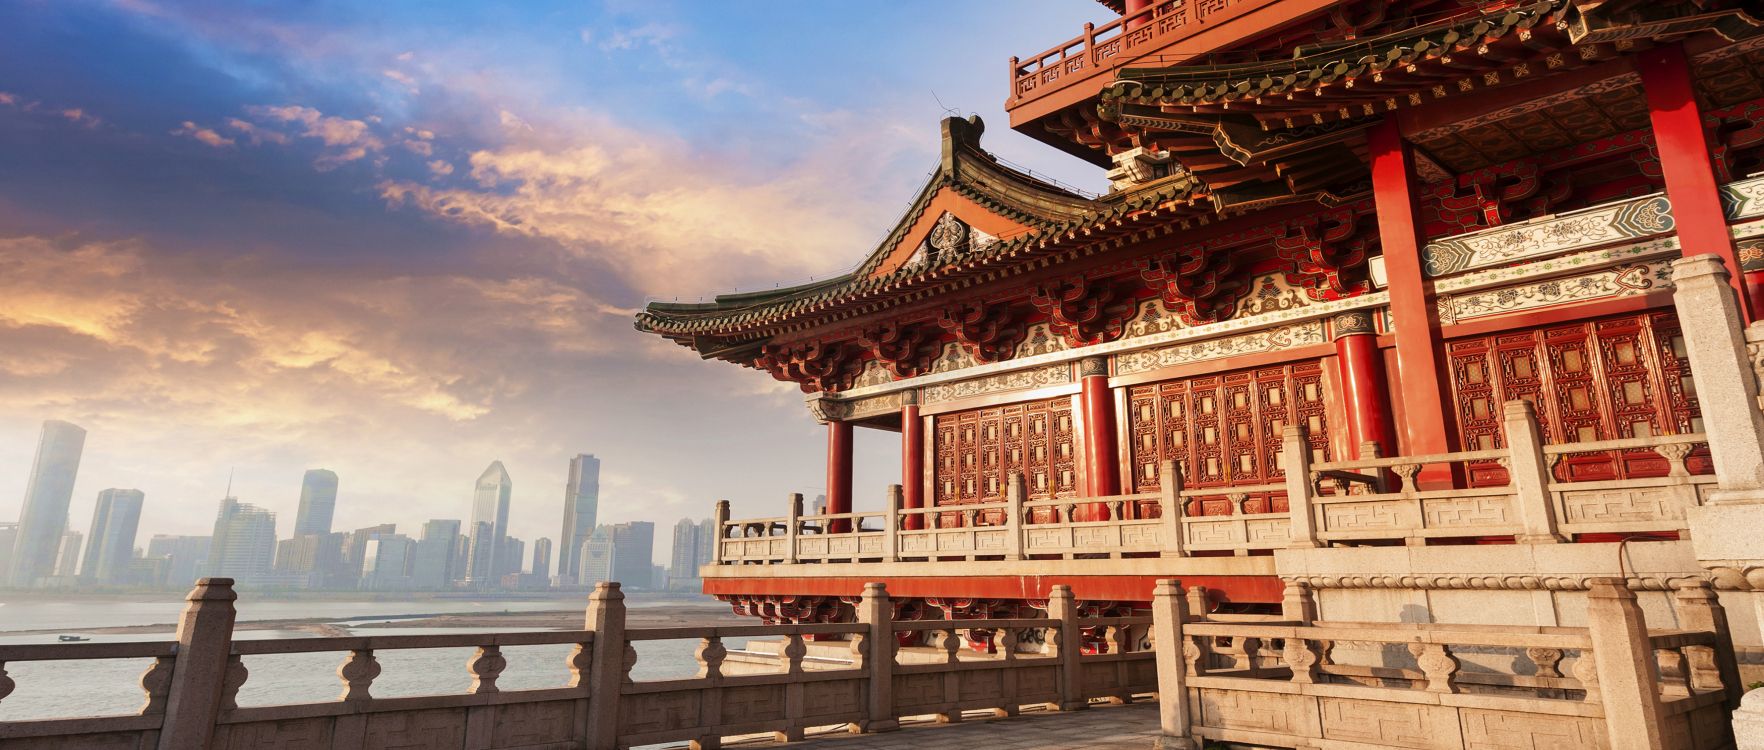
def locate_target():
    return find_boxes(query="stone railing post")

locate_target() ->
[883,485,902,563]
[785,493,803,564]
[1282,426,1319,548]
[1159,459,1185,557]
[1586,578,1667,750]
[854,582,898,733]
[584,582,628,750]
[1005,472,1025,561]
[1281,580,1318,624]
[1150,579,1198,749]
[1503,400,1564,544]
[712,500,730,565]
[156,577,237,750]
[1047,584,1087,711]
[1672,255,1764,498]
[1671,579,1743,708]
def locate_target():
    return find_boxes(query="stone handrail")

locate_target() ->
[0,579,1165,750]
[1157,577,1741,750]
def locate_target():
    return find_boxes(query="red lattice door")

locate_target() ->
[932,396,1077,525]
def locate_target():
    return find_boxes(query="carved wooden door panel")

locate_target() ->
[1127,361,1329,516]
[1447,311,1706,487]
[932,396,1076,525]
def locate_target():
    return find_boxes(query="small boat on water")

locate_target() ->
[57,635,89,642]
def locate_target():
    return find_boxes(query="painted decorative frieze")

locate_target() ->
[1015,323,1070,358]
[1121,298,1184,339]
[1114,321,1326,376]
[928,342,980,374]
[850,359,892,389]
[922,364,1071,405]
[1421,194,1673,277]
[1724,174,1764,221]
[1235,273,1311,317]
[844,391,908,420]
[1436,260,1673,324]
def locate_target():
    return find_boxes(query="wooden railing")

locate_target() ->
[1007,0,1314,110]
[714,399,1713,566]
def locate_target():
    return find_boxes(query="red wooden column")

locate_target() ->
[1125,0,1153,29]
[827,420,853,533]
[1637,43,1753,322]
[1079,357,1120,520]
[900,397,925,531]
[1332,311,1395,458]
[1369,117,1455,485]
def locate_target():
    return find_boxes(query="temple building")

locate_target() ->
[636,0,1764,683]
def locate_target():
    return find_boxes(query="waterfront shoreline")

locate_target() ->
[0,602,740,637]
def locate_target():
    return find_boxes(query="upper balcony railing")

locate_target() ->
[1006,0,1337,117]
[712,400,1714,568]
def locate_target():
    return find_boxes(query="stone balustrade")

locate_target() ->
[714,403,1715,566]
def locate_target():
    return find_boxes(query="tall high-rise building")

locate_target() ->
[532,537,552,580]
[558,454,599,582]
[293,469,339,536]
[8,420,87,587]
[411,519,462,589]
[579,526,615,586]
[342,524,396,583]
[207,497,277,583]
[274,532,346,585]
[613,521,655,589]
[147,534,209,588]
[468,461,512,582]
[697,518,716,570]
[465,520,496,585]
[53,531,82,578]
[82,488,144,583]
[0,522,17,582]
[360,534,414,590]
[669,518,708,583]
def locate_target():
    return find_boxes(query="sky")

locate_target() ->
[0,0,1112,563]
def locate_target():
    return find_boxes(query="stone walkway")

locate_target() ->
[719,702,1166,750]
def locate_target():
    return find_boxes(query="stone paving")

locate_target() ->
[719,702,1166,750]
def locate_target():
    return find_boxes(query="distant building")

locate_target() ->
[410,519,462,590]
[360,534,414,590]
[207,497,277,583]
[147,534,210,588]
[669,518,714,587]
[82,488,145,584]
[580,521,655,589]
[500,536,525,580]
[123,556,169,588]
[0,522,18,582]
[293,469,339,536]
[468,461,512,582]
[275,532,347,586]
[342,523,397,583]
[465,521,496,587]
[558,454,599,581]
[697,518,715,569]
[532,537,552,580]
[53,531,82,578]
[8,420,86,587]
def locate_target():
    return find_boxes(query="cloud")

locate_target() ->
[0,92,15,106]
[595,22,679,53]
[171,120,236,147]
[225,117,289,145]
[245,104,385,168]
[59,108,102,128]
[427,159,454,176]
[382,68,418,93]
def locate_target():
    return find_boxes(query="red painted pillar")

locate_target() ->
[1370,117,1456,486]
[1079,357,1119,521]
[1637,43,1752,322]
[1332,312,1395,458]
[1125,0,1153,29]
[901,400,925,531]
[827,420,853,533]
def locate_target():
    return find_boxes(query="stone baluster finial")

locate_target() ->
[156,577,238,750]
[1151,579,1197,749]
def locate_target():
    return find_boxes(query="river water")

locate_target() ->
[0,594,737,724]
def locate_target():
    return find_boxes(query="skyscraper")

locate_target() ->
[53,531,82,578]
[468,461,512,582]
[669,518,706,583]
[579,526,615,585]
[360,534,414,590]
[82,488,144,583]
[293,469,339,536]
[8,420,87,587]
[697,518,716,569]
[411,519,462,589]
[0,522,17,582]
[558,454,599,582]
[613,521,655,589]
[207,497,277,583]
[146,534,209,588]
[532,537,552,580]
